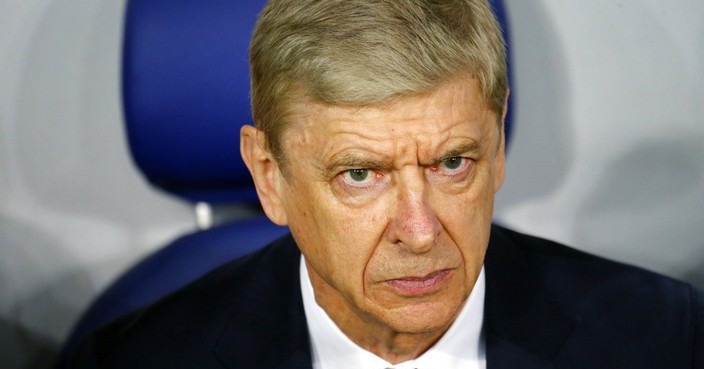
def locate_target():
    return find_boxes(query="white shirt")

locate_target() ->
[300,257,486,369]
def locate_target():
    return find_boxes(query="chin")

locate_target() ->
[380,301,460,334]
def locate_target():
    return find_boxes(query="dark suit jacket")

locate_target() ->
[69,225,704,368]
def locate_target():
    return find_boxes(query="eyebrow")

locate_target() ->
[323,153,395,178]
[426,141,481,166]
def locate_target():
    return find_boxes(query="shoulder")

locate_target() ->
[488,225,704,364]
[67,234,302,368]
[491,224,698,302]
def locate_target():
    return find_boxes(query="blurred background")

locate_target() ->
[1,0,702,367]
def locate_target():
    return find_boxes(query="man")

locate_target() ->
[69,0,703,368]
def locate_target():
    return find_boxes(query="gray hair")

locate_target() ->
[250,0,508,163]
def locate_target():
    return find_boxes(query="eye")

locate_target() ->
[334,168,389,204]
[441,157,464,171]
[341,168,374,186]
[434,157,469,173]
[346,169,371,183]
[428,156,473,182]
[336,168,389,200]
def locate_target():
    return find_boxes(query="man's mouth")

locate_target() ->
[385,269,453,296]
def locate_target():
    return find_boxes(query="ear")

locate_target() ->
[494,89,509,193]
[240,125,289,225]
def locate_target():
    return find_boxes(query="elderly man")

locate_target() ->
[70,0,703,368]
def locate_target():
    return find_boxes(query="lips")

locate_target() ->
[385,269,452,296]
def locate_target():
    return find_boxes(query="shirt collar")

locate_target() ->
[300,256,486,369]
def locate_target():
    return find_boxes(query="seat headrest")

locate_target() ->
[123,0,268,203]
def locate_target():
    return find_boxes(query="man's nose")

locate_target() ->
[387,178,442,254]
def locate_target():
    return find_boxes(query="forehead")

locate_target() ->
[282,77,496,160]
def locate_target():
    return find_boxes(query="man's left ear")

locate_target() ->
[494,89,509,193]
[240,125,289,226]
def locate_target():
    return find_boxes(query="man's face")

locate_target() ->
[254,77,505,337]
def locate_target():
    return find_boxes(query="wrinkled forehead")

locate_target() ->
[279,77,500,158]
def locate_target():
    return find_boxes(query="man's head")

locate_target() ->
[242,0,507,359]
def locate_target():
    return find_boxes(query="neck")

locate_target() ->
[341,321,445,364]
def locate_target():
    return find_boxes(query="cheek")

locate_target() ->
[433,174,495,253]
[453,163,498,226]
[434,174,492,220]
[327,204,388,271]
[291,183,390,287]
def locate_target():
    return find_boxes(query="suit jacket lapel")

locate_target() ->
[213,235,313,369]
[484,225,577,369]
